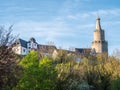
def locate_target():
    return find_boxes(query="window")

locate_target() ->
[23,49,26,52]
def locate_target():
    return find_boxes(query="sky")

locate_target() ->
[0,0,120,55]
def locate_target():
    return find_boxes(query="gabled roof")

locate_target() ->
[15,38,28,48]
[38,44,57,53]
[56,49,75,54]
[75,48,91,54]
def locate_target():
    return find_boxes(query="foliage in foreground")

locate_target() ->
[0,25,20,90]
[1,47,120,90]
[55,53,120,90]
[13,51,57,90]
[12,51,120,90]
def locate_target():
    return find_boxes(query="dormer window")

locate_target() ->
[28,43,31,46]
[16,42,19,45]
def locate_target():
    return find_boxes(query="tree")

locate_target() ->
[14,51,57,90]
[110,78,120,90]
[0,25,16,46]
[39,56,57,90]
[82,54,120,90]
[0,25,20,90]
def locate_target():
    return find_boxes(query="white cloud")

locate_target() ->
[12,19,94,50]
[63,8,120,20]
[13,20,76,42]
[0,5,35,13]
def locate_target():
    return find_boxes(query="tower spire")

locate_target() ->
[96,16,101,30]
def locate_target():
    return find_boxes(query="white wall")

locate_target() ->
[12,45,28,55]
[12,46,22,55]
[21,47,28,55]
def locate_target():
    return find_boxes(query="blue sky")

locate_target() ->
[0,0,120,54]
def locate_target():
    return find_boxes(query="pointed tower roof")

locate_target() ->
[96,16,101,30]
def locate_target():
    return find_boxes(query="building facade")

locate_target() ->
[12,37,38,55]
[12,37,57,56]
[12,17,108,56]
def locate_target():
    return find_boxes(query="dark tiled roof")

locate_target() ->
[57,49,75,54]
[15,38,28,48]
[75,48,91,54]
[38,44,57,53]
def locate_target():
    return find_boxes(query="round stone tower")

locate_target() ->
[92,17,108,53]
